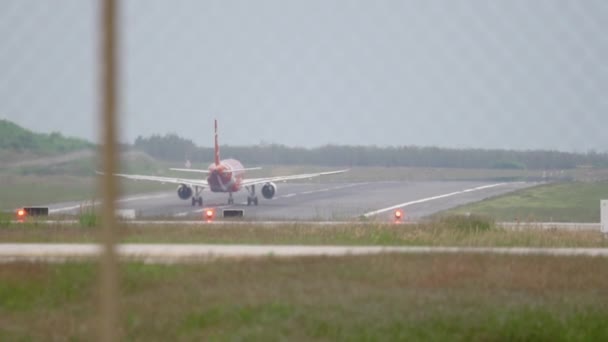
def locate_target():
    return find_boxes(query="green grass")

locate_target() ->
[1,255,607,340]
[448,181,608,222]
[2,219,607,247]
[0,212,11,228]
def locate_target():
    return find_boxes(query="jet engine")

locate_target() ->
[261,182,277,199]
[177,184,193,200]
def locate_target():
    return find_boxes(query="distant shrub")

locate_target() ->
[79,212,97,228]
[78,203,98,228]
[0,119,93,154]
[436,214,495,232]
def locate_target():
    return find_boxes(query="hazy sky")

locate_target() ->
[0,1,606,152]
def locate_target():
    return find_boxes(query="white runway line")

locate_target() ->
[1,244,608,263]
[49,193,173,213]
[280,182,367,198]
[363,183,508,217]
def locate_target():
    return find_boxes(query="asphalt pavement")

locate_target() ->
[46,181,533,221]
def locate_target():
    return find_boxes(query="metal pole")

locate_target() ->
[99,0,120,340]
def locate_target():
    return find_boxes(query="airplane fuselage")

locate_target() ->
[206,159,244,193]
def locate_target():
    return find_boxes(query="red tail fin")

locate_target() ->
[214,119,220,166]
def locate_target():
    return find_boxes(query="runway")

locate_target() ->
[47,181,533,221]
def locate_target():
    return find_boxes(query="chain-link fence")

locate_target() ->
[1,1,607,339]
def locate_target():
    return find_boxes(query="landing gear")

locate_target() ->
[191,186,203,206]
[191,196,202,206]
[228,192,234,205]
[246,185,258,206]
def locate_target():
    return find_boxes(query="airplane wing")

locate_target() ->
[100,172,209,188]
[241,169,349,187]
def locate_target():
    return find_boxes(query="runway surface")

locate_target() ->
[46,181,533,221]
[1,243,607,263]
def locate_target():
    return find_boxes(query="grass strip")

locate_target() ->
[448,181,608,222]
[1,254,607,340]
[1,217,607,247]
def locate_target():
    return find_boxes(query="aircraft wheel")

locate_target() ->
[191,197,196,206]
[198,197,203,206]
[247,197,251,206]
[253,197,258,206]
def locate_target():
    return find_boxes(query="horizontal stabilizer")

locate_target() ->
[231,167,262,172]
[170,167,262,173]
[169,168,210,173]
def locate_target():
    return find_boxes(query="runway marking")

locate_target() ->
[174,211,197,217]
[1,244,607,263]
[49,193,173,213]
[281,183,367,198]
[363,183,507,217]
[50,204,96,214]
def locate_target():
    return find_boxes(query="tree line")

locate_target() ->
[133,133,608,170]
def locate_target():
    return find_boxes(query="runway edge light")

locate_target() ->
[16,209,26,219]
[394,209,404,222]
[204,208,215,221]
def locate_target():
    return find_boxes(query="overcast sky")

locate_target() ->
[0,1,606,152]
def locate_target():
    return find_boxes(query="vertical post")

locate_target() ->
[99,0,120,340]
[601,200,607,234]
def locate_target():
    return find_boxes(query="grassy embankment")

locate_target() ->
[448,181,608,222]
[1,255,607,340]
[1,216,607,247]
[0,119,94,157]
[0,119,176,209]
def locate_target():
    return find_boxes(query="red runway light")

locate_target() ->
[204,209,215,220]
[17,209,26,218]
[394,209,404,221]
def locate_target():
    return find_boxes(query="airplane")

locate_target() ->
[109,120,348,207]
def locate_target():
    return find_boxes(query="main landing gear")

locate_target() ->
[191,186,203,206]
[245,185,258,206]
